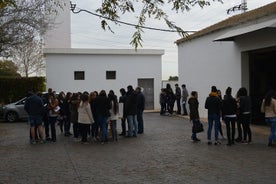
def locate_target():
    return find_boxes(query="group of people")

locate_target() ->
[24,85,145,145]
[188,85,276,147]
[159,83,189,116]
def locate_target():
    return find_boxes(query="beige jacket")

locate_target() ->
[78,102,94,124]
[261,98,276,118]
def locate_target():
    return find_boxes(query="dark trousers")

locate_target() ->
[137,110,144,133]
[240,114,252,142]
[48,116,57,141]
[160,103,166,115]
[120,117,126,135]
[79,123,90,142]
[224,117,236,144]
[44,118,50,138]
[236,116,243,141]
[110,120,118,141]
[91,121,99,138]
[73,122,79,138]
[64,114,71,134]
[176,98,181,114]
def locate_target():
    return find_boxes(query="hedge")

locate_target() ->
[0,77,46,104]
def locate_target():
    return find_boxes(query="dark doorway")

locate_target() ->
[138,78,154,110]
[249,46,276,124]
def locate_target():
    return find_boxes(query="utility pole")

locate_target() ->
[227,0,247,15]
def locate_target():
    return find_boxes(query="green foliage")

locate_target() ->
[0,60,21,78]
[168,76,178,81]
[0,77,45,104]
[95,0,222,49]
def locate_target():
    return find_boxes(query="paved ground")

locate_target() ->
[0,113,275,184]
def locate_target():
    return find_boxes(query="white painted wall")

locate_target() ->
[177,15,276,118]
[44,48,164,110]
[178,32,242,118]
[44,0,71,48]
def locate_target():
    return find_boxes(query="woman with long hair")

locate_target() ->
[78,93,94,144]
[261,90,276,147]
[108,90,119,142]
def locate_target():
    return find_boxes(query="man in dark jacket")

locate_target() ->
[125,85,138,137]
[205,86,222,145]
[24,91,45,144]
[136,86,145,134]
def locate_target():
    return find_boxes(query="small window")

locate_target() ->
[74,71,85,80]
[106,71,116,80]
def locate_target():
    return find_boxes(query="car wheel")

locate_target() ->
[6,111,18,122]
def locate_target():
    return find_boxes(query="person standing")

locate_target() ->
[222,87,237,146]
[188,91,201,142]
[70,93,81,140]
[119,88,127,136]
[217,89,225,139]
[238,87,252,144]
[47,93,59,142]
[159,88,167,115]
[63,92,72,136]
[78,93,94,144]
[108,90,119,142]
[175,84,181,114]
[261,90,276,147]
[94,90,111,143]
[181,84,189,115]
[24,91,45,144]
[136,86,145,134]
[90,91,99,141]
[205,86,222,145]
[165,83,175,115]
[125,85,138,137]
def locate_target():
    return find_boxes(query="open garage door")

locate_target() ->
[249,46,276,124]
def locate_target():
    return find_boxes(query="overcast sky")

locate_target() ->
[70,0,275,80]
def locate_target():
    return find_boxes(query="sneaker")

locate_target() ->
[214,141,221,145]
[39,139,46,144]
[207,141,212,145]
[30,140,36,145]
[235,138,242,143]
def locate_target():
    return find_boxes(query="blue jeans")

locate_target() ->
[207,114,220,141]
[127,115,138,136]
[98,115,108,142]
[266,117,276,144]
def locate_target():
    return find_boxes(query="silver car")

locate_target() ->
[1,97,28,122]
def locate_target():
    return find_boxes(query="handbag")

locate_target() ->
[192,120,204,133]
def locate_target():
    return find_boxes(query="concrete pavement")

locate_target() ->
[0,112,275,184]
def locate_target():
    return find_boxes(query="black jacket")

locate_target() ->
[188,97,199,120]
[205,92,221,115]
[125,90,138,115]
[94,95,111,117]
[222,95,237,116]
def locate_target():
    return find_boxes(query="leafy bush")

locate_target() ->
[0,77,45,104]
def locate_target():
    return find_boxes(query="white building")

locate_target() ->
[43,0,164,110]
[44,48,163,109]
[176,2,276,121]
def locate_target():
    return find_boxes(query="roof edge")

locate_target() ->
[43,48,165,55]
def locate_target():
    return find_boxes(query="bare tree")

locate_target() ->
[11,39,44,77]
[0,0,63,57]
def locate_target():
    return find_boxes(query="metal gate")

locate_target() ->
[138,78,154,110]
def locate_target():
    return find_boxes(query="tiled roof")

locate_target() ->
[175,2,276,44]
